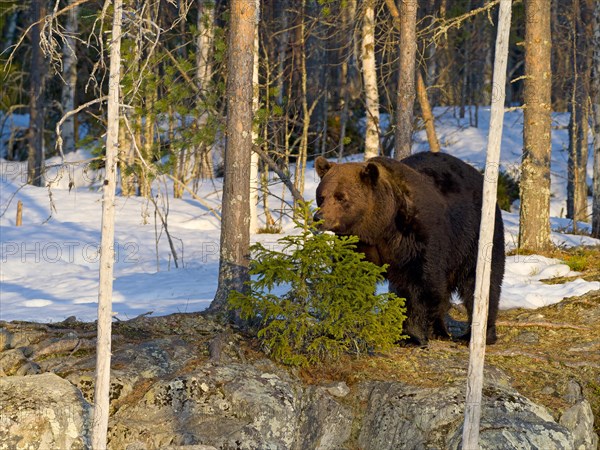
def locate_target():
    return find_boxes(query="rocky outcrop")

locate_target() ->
[0,314,597,450]
[0,373,91,450]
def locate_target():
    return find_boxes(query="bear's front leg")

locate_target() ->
[389,283,431,347]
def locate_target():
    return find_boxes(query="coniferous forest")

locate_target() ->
[1,0,599,245]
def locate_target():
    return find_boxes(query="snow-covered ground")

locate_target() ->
[0,107,599,323]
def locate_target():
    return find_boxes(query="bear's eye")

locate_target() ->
[334,192,346,203]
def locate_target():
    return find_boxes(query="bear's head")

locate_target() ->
[314,156,399,242]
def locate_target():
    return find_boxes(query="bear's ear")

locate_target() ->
[315,156,334,179]
[360,162,379,185]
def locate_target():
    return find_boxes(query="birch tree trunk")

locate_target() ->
[27,0,46,187]
[362,0,380,160]
[394,0,418,160]
[295,0,311,200]
[91,0,122,446]
[196,0,215,179]
[518,0,552,252]
[209,0,257,315]
[592,0,600,238]
[462,0,511,448]
[61,2,79,154]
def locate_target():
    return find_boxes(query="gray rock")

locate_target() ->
[0,373,91,450]
[109,362,301,449]
[108,361,355,450]
[292,386,353,450]
[0,348,29,375]
[358,382,464,450]
[563,379,584,404]
[323,381,350,398]
[358,381,576,450]
[559,400,599,450]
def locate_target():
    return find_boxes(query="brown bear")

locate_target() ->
[314,152,505,346]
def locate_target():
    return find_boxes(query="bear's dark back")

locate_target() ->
[400,151,505,284]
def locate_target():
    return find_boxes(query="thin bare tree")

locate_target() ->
[462,0,512,448]
[91,0,122,446]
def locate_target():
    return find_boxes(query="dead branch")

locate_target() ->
[253,145,305,205]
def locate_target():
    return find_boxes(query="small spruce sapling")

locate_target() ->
[228,201,406,367]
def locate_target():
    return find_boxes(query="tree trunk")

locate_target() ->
[2,11,19,52]
[305,0,326,155]
[91,0,122,446]
[416,71,441,152]
[337,0,356,161]
[196,0,215,179]
[209,0,257,315]
[275,1,289,109]
[592,0,600,238]
[385,0,439,156]
[27,0,46,187]
[393,0,418,160]
[295,0,312,200]
[119,111,136,196]
[61,1,78,154]
[518,0,552,252]
[462,1,512,448]
[567,0,593,227]
[250,10,260,234]
[460,0,473,120]
[362,0,380,160]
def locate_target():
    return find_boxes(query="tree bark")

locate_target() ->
[518,0,552,252]
[27,0,47,186]
[337,0,356,161]
[416,71,441,152]
[209,0,257,315]
[566,0,593,227]
[196,0,215,179]
[250,9,260,234]
[462,1,512,448]
[119,111,136,196]
[394,0,418,160]
[386,0,439,155]
[294,0,313,200]
[1,11,19,52]
[362,0,380,160]
[91,0,122,446]
[592,0,600,238]
[61,1,78,154]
